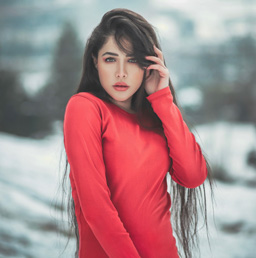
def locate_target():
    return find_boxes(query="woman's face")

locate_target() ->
[94,36,144,112]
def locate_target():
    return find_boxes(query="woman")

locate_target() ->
[62,8,213,258]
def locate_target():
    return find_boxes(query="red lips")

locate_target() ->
[113,82,128,87]
[113,82,129,91]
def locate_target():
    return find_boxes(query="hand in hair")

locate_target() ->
[144,45,170,95]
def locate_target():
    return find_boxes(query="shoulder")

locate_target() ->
[63,93,104,143]
[64,92,107,123]
[65,92,106,114]
[68,91,103,106]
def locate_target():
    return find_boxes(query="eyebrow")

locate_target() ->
[102,52,134,57]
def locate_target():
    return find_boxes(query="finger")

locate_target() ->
[147,64,169,76]
[153,45,164,61]
[145,56,165,67]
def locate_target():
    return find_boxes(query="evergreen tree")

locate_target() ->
[0,69,26,134]
[36,21,83,121]
[0,69,52,137]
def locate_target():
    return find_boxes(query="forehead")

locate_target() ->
[98,36,133,55]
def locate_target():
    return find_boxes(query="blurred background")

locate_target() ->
[0,0,256,257]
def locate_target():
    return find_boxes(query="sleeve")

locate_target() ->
[63,95,140,258]
[146,87,207,188]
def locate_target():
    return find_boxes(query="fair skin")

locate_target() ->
[145,45,170,95]
[94,36,170,113]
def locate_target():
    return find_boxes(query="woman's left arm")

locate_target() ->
[145,46,207,188]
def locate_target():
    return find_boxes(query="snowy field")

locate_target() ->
[195,122,256,258]
[0,122,255,258]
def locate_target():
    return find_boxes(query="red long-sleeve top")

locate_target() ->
[63,86,207,258]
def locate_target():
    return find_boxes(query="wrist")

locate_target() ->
[147,86,169,95]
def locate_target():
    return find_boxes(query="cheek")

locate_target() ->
[98,65,111,82]
[132,67,144,82]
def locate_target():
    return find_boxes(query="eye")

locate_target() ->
[105,57,115,62]
[128,58,137,63]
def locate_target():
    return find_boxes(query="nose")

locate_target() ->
[115,62,127,78]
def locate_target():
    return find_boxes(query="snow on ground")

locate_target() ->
[0,130,75,258]
[195,122,256,258]
[0,122,255,257]
[199,182,256,258]
[194,122,256,185]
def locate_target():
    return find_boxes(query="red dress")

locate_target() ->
[63,86,207,257]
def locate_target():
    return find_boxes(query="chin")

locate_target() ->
[111,93,131,100]
[113,97,130,102]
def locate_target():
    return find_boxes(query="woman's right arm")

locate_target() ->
[63,95,140,258]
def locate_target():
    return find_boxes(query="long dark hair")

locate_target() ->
[60,8,214,258]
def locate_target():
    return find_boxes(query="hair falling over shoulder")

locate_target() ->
[59,8,215,258]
